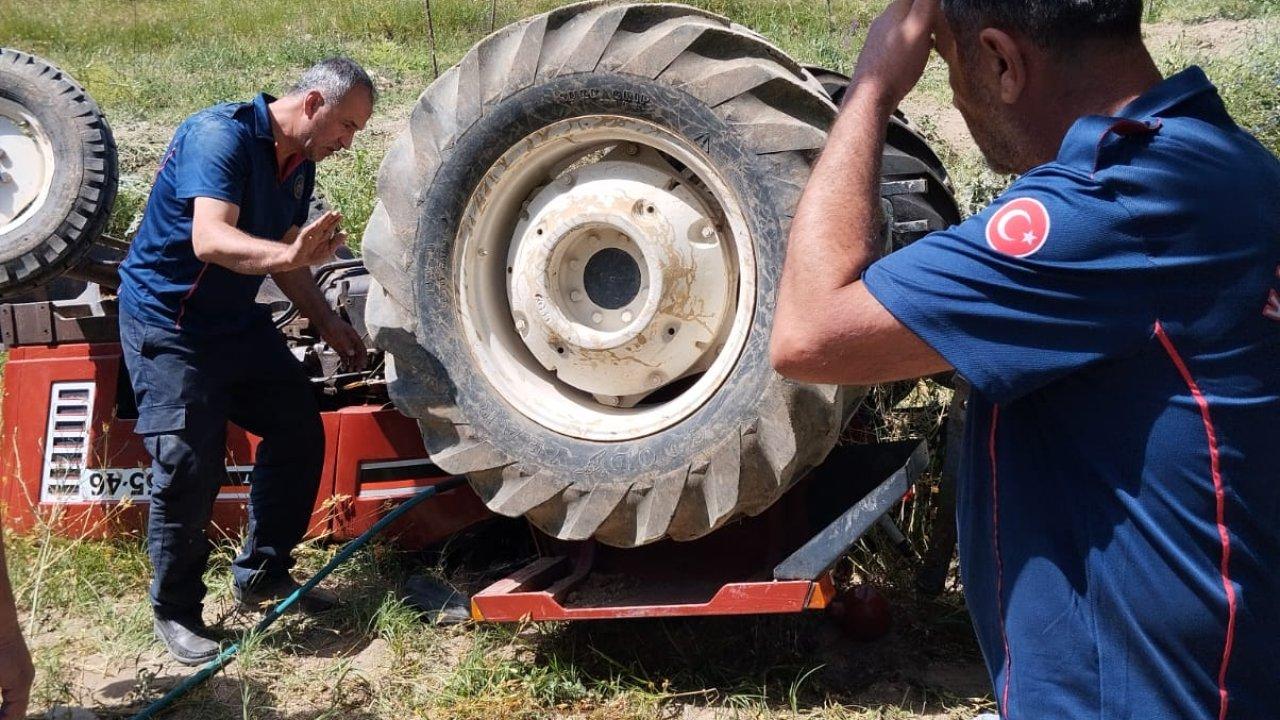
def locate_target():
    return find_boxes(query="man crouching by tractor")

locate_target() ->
[117,58,373,665]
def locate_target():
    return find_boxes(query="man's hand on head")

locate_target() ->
[850,0,939,110]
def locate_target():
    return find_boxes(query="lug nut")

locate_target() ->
[591,312,603,324]
[701,226,715,240]
[570,290,583,302]
[626,143,639,156]
[621,310,633,323]
[648,372,663,387]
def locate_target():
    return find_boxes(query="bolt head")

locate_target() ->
[701,226,715,239]
[621,310,633,323]
[570,290,583,302]
[626,143,639,156]
[591,312,603,324]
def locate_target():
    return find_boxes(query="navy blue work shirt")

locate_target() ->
[864,67,1280,719]
[119,93,315,334]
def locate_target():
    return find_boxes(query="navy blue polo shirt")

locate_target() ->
[119,93,315,334]
[865,67,1280,719]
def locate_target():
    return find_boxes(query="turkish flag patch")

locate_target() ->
[985,197,1051,258]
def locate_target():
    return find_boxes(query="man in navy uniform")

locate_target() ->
[118,57,372,665]
[772,1,1280,718]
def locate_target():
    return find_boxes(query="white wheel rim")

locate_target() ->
[0,98,56,236]
[455,116,757,441]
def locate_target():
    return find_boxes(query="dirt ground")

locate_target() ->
[900,19,1278,161]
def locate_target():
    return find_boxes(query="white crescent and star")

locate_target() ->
[985,197,1051,258]
[995,208,1035,245]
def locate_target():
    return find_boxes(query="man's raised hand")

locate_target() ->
[284,210,346,271]
[850,0,939,110]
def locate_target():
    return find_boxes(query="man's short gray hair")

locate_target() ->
[290,57,377,104]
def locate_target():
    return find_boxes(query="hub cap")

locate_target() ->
[0,98,55,236]
[455,116,756,441]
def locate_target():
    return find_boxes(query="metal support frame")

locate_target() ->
[471,439,928,622]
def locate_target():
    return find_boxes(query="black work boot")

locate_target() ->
[233,575,339,615]
[154,615,220,666]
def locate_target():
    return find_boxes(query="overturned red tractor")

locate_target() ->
[0,2,958,621]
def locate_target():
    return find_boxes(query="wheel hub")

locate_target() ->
[456,116,756,440]
[0,98,54,235]
[584,247,641,310]
[507,157,733,401]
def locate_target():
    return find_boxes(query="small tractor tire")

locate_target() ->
[0,49,117,296]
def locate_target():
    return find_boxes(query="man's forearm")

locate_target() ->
[776,84,895,326]
[271,266,336,325]
[194,224,296,275]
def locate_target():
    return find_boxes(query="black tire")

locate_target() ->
[0,49,117,296]
[363,2,955,547]
[805,65,960,240]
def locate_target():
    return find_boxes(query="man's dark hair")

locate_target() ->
[942,0,1144,53]
[290,56,377,104]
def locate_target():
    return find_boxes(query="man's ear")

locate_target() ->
[978,27,1027,104]
[303,90,326,118]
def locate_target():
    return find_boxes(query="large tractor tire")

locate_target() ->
[0,49,117,296]
[363,1,953,547]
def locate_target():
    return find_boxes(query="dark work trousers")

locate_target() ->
[119,305,324,622]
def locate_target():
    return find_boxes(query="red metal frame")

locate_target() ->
[470,462,859,622]
[471,552,837,620]
[0,342,491,547]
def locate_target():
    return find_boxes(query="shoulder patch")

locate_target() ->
[985,197,1051,258]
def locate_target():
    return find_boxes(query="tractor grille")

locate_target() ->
[40,381,95,502]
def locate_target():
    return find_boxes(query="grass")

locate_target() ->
[2,1,1276,718]
[1145,0,1279,21]
[1,379,983,719]
[6,0,1276,236]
